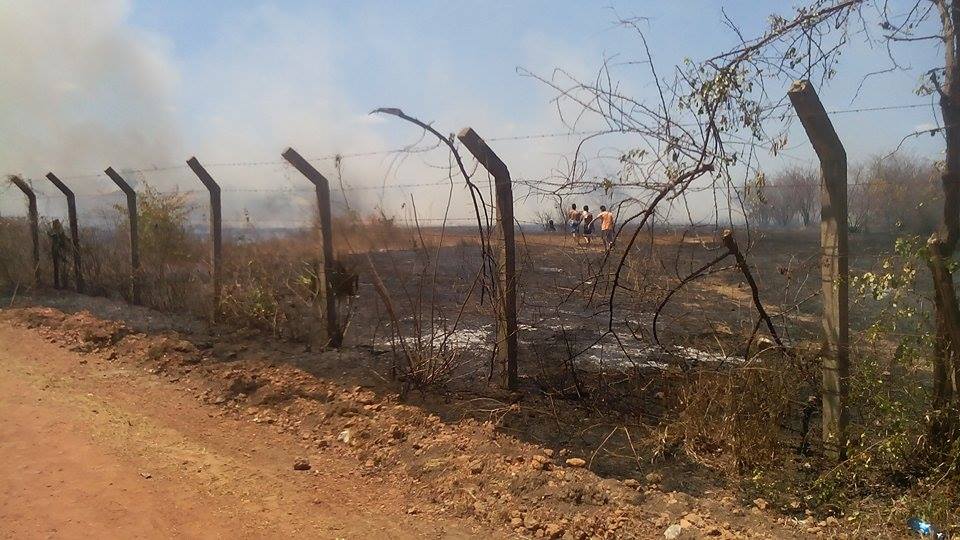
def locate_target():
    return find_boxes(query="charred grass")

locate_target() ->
[1,214,956,534]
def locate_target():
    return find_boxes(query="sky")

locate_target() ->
[0,0,947,226]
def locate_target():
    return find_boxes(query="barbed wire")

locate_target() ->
[22,100,933,182]
[23,171,944,213]
[10,161,917,211]
[28,175,493,200]
[218,216,546,226]
[5,99,945,228]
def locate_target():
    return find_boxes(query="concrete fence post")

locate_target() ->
[456,127,519,390]
[46,172,84,292]
[788,79,850,461]
[186,157,223,319]
[8,175,40,286]
[281,147,342,348]
[104,167,141,304]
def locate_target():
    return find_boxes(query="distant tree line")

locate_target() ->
[745,154,941,234]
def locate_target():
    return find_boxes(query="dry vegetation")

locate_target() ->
[5,1,960,536]
[0,184,955,534]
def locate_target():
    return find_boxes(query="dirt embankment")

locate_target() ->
[2,305,820,539]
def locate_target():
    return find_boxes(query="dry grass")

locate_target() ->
[1,205,957,534]
[0,217,35,292]
[668,362,809,469]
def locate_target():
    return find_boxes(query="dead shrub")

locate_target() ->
[63,185,207,312]
[75,227,128,298]
[668,362,805,469]
[332,210,417,254]
[367,254,482,393]
[528,330,594,402]
[130,185,205,312]
[0,217,35,292]
[218,226,360,342]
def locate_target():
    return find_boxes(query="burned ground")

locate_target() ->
[4,227,938,537]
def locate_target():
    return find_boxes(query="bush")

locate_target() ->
[670,360,809,470]
[0,217,34,292]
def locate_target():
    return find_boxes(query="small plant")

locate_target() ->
[111,183,204,311]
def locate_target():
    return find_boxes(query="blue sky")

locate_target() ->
[0,0,947,223]
[123,0,940,148]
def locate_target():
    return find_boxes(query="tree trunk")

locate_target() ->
[930,236,960,405]
[930,0,960,441]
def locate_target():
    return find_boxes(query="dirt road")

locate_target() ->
[0,321,492,539]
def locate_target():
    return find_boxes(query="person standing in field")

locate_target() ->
[567,204,582,241]
[581,205,595,245]
[596,205,616,249]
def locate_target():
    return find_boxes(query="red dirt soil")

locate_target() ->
[0,304,816,539]
[0,320,490,539]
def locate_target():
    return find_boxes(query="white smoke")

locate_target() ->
[0,0,181,185]
[0,1,602,227]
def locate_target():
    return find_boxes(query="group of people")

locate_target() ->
[567,203,615,248]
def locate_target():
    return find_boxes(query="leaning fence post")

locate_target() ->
[788,79,849,461]
[46,172,84,293]
[456,127,519,390]
[8,175,40,286]
[280,147,342,348]
[186,157,223,319]
[104,167,141,304]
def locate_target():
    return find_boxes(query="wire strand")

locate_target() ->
[34,101,934,181]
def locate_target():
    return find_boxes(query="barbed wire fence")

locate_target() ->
[0,100,942,394]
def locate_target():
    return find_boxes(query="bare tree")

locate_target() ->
[865,153,940,233]
[743,166,817,228]
[847,163,874,232]
[847,154,940,233]
[767,180,800,227]
[744,182,774,228]
[780,166,819,228]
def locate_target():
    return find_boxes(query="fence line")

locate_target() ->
[7,99,932,184]
[25,174,493,198]
[1,89,942,413]
[20,172,947,204]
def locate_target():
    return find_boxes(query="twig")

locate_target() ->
[721,229,785,349]
[588,426,620,470]
[370,107,496,302]
[652,250,731,347]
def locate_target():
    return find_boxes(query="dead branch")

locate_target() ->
[721,230,784,349]
[651,250,732,348]
[370,107,497,303]
[365,253,414,378]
